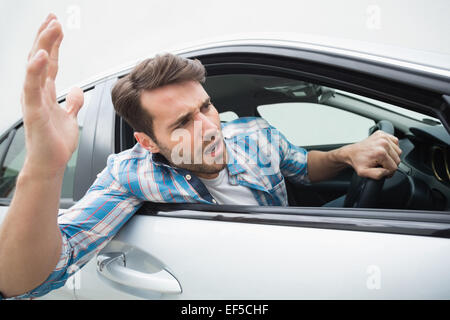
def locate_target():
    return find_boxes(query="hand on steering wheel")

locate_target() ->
[343,120,401,208]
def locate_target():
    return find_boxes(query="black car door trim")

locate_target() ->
[112,48,449,125]
[137,202,450,239]
[189,51,449,132]
[206,61,444,120]
[182,46,450,94]
[91,78,118,187]
[73,83,107,201]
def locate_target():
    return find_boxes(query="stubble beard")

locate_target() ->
[157,140,227,176]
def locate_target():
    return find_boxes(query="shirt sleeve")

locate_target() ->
[3,154,143,300]
[271,125,310,185]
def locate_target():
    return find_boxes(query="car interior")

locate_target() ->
[115,73,449,211]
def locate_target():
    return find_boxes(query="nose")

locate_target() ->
[195,112,218,138]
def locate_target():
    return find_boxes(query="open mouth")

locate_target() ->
[204,139,222,157]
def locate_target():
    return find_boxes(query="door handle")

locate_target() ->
[97,252,182,294]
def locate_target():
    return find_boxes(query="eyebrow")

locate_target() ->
[168,97,211,130]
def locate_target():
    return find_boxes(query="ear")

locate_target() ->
[134,132,160,153]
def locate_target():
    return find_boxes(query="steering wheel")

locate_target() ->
[343,120,395,208]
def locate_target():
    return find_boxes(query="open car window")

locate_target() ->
[115,71,449,212]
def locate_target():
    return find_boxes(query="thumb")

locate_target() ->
[66,87,84,118]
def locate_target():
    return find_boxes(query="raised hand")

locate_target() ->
[0,14,88,299]
[22,14,84,175]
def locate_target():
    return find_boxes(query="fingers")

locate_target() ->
[48,32,63,80]
[36,19,62,59]
[372,133,402,179]
[44,78,57,105]
[376,131,401,152]
[28,13,57,60]
[378,148,398,173]
[379,132,402,164]
[66,87,84,118]
[29,17,62,68]
[24,14,64,110]
[390,139,402,156]
[383,132,402,156]
[386,133,399,146]
[352,130,403,180]
[387,141,401,166]
[23,50,49,107]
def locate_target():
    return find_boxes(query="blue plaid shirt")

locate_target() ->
[6,117,309,299]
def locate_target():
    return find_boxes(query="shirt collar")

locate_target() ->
[224,138,247,176]
[151,151,171,167]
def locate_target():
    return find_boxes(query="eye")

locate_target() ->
[178,118,190,128]
[201,102,211,112]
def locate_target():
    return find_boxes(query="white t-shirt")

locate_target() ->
[199,168,259,205]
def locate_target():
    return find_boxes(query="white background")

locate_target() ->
[1,0,449,133]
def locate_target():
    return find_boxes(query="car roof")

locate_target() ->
[177,33,450,74]
[59,33,450,96]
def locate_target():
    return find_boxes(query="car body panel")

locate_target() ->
[73,213,450,299]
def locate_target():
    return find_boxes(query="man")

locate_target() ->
[0,15,401,299]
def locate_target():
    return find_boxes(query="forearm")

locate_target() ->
[0,160,64,297]
[307,147,351,183]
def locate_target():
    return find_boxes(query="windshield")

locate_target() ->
[335,90,441,124]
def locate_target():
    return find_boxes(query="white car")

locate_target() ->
[0,37,449,299]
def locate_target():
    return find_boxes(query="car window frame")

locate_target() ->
[182,46,450,131]
[96,52,450,235]
[137,201,450,239]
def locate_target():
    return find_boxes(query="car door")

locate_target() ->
[100,204,450,299]
[0,85,100,300]
[71,46,450,300]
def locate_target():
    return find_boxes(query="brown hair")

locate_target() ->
[111,53,206,142]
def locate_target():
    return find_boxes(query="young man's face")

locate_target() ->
[136,80,227,179]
